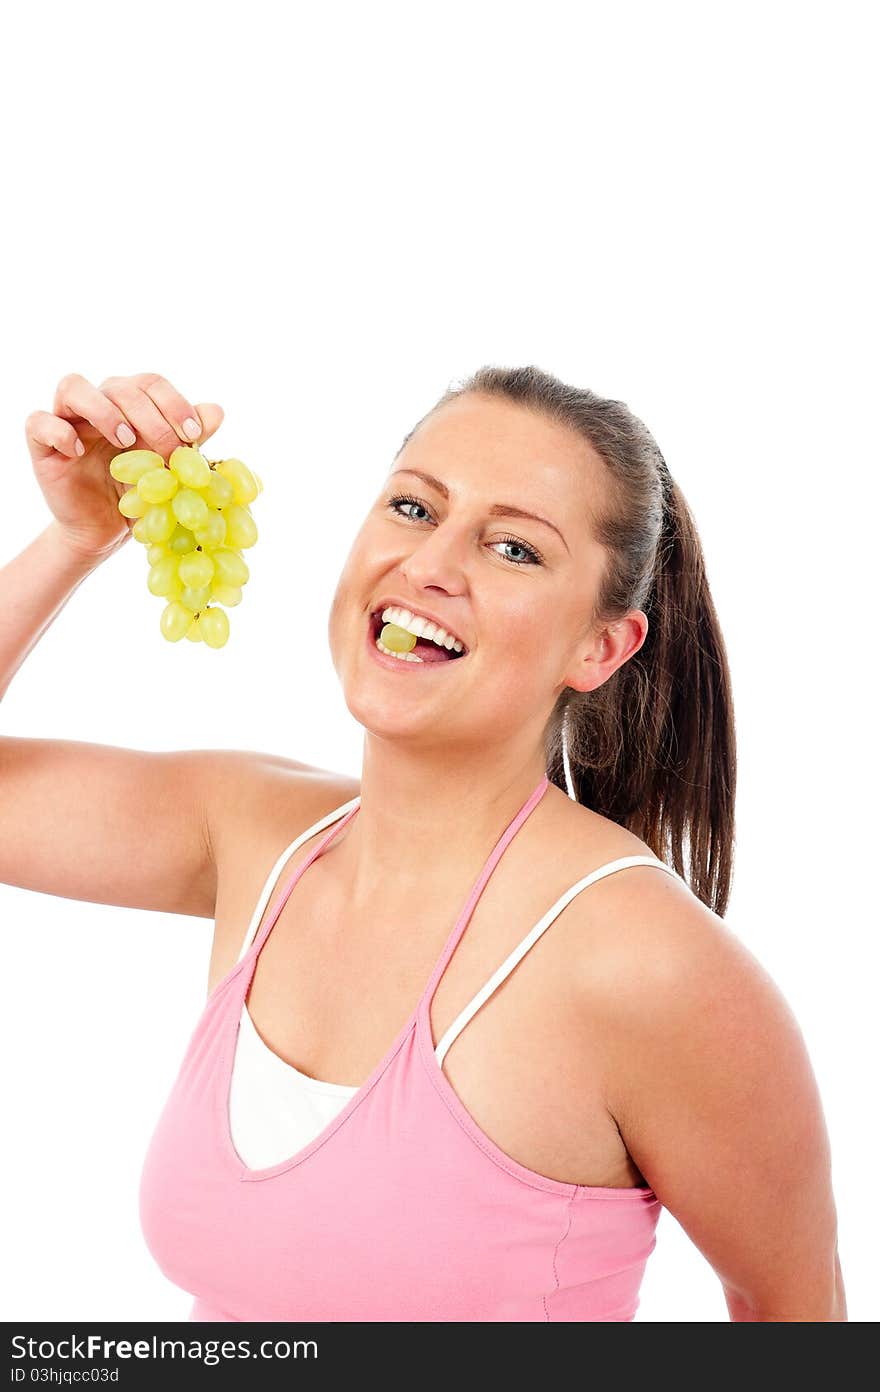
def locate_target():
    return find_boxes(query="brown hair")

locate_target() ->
[396,364,737,918]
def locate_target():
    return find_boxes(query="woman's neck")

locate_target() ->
[328,751,550,911]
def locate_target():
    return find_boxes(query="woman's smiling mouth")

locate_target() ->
[367,609,469,670]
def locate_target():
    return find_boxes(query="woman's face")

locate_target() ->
[328,392,637,754]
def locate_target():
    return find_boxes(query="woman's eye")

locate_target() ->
[390,496,430,523]
[385,494,543,567]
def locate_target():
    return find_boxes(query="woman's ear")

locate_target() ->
[562,611,649,693]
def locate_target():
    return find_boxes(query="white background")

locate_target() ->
[0,0,876,1323]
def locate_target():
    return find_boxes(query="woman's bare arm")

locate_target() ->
[581,876,846,1321]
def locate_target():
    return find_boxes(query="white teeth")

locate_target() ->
[379,605,465,653]
[375,636,424,662]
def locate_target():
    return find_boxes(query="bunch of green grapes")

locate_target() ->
[110,445,262,648]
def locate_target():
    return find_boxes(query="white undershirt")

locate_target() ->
[228,1001,356,1170]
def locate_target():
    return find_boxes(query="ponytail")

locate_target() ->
[548,466,737,917]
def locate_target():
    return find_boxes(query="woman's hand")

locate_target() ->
[24,372,224,563]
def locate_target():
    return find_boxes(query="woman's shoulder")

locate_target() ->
[541,779,690,901]
[206,757,360,994]
[207,751,359,865]
[551,800,794,1124]
[543,784,733,996]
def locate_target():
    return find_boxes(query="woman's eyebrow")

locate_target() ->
[390,467,570,555]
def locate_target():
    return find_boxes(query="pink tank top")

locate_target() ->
[139,773,671,1322]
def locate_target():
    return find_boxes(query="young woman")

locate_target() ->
[3,365,845,1321]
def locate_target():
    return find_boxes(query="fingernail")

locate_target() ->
[75,439,85,456]
[117,423,136,446]
[183,416,201,440]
